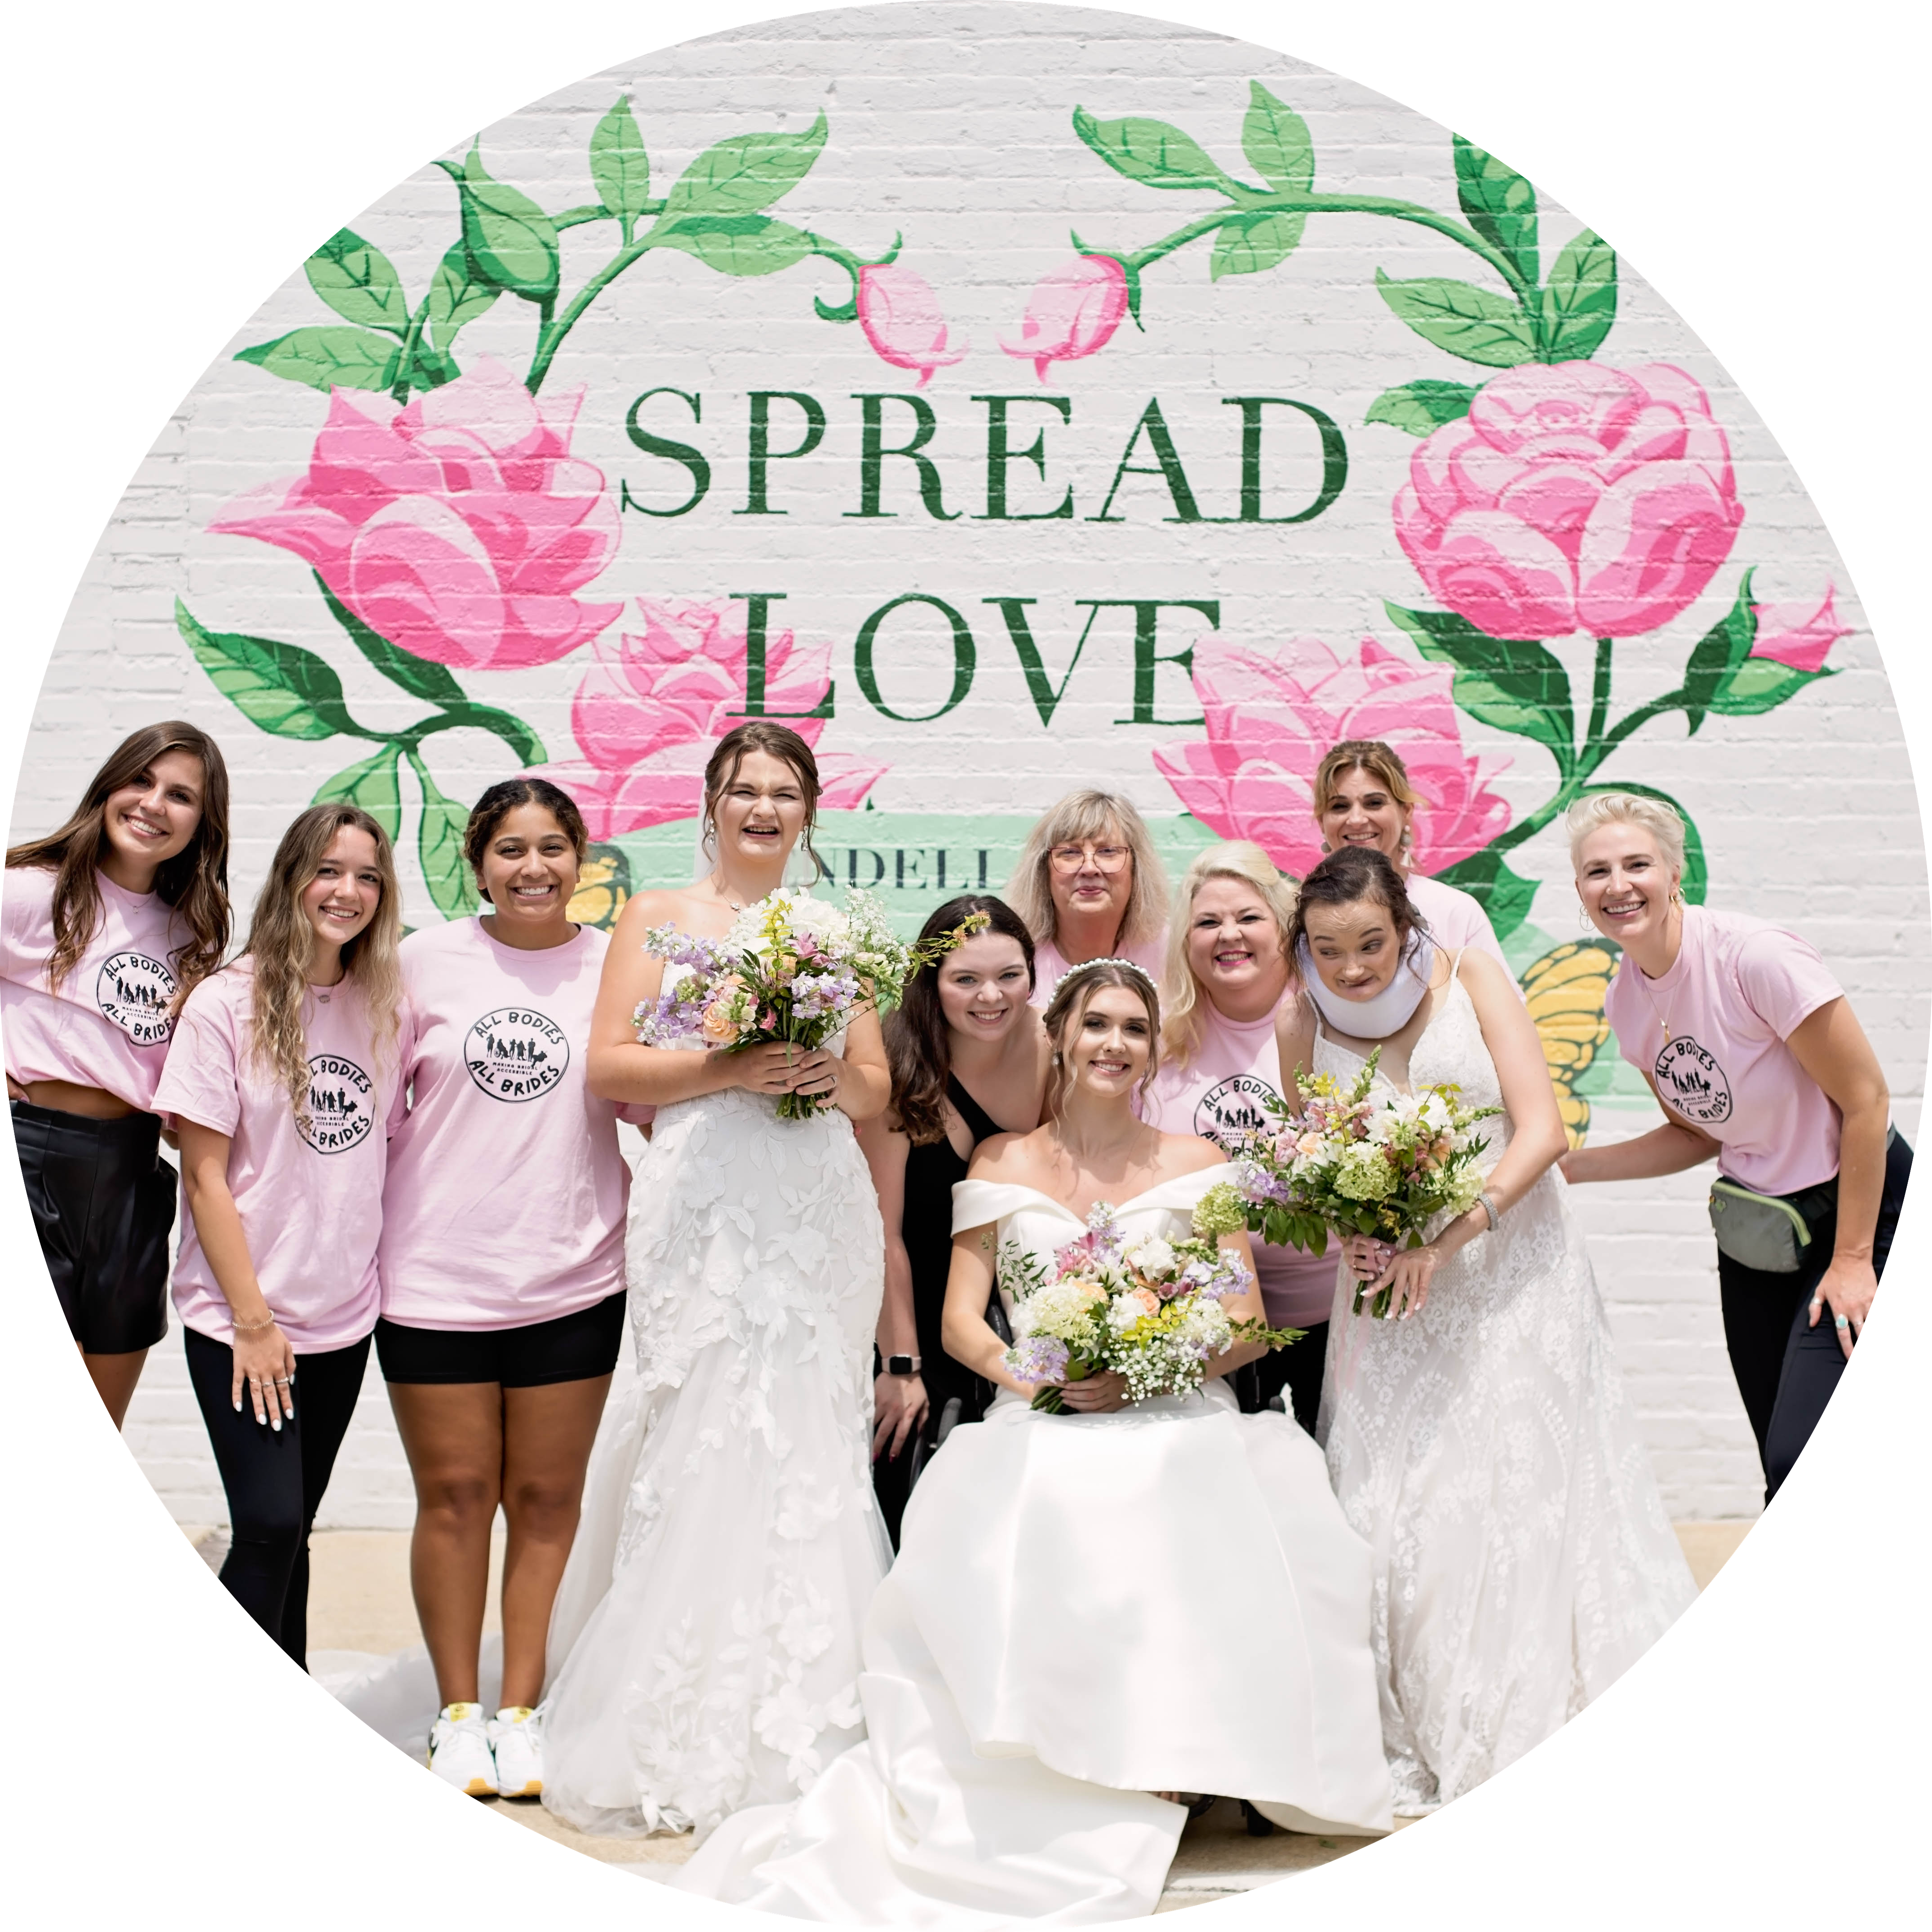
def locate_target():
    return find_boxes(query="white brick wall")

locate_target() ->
[26,5,1928,1524]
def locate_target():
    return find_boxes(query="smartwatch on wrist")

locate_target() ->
[886,1355,922,1377]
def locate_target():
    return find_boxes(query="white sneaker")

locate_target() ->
[489,1702,545,1798]
[428,1702,498,1797]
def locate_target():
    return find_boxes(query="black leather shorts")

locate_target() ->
[12,1099,176,1354]
[373,1288,626,1387]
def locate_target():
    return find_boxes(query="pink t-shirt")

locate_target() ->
[1605,904,1846,1195]
[1,867,192,1108]
[155,961,393,1353]
[1405,872,1508,975]
[1029,931,1168,1008]
[380,917,631,1331]
[1143,994,1338,1329]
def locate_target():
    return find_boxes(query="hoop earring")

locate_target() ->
[1319,840,1332,855]
[1578,900,1592,931]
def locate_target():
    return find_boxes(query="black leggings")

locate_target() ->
[1717,1130,1913,1505]
[184,1326,370,1667]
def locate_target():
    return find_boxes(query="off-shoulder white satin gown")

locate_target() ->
[676,1163,1393,1925]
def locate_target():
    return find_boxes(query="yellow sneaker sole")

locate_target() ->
[499,1778,541,1798]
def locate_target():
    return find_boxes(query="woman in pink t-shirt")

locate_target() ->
[375,776,638,1802]
[1145,841,1334,1433]
[4,720,231,1426]
[1308,740,1509,973]
[156,804,400,1666]
[1563,792,1910,1502]
[1007,789,1169,1003]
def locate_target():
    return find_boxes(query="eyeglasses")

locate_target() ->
[1049,843,1131,874]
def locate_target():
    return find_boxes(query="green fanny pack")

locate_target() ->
[1706,1128,1893,1273]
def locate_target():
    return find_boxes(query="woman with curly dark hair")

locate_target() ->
[4,721,230,1424]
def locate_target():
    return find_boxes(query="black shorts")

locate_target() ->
[373,1289,626,1388]
[12,1099,176,1354]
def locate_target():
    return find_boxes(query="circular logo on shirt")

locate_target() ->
[465,1007,569,1102]
[1193,1074,1282,1152]
[95,951,178,1046]
[300,1053,375,1155]
[1653,1036,1733,1125]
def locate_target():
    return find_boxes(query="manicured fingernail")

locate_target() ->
[270,1419,281,1432]
[233,1399,242,1411]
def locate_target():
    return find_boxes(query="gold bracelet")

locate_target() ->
[231,1312,277,1334]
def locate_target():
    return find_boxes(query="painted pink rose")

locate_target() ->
[1749,584,1849,674]
[857,264,968,386]
[1001,255,1130,381]
[209,357,622,672]
[1152,635,1510,877]
[530,597,889,840]
[1393,361,1744,639]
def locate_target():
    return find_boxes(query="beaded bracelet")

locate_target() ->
[231,1312,277,1334]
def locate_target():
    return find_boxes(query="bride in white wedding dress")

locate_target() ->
[676,958,1392,1923]
[1277,846,1695,1816]
[538,723,893,1837]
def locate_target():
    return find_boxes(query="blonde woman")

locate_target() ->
[1007,788,1168,999]
[154,804,402,1666]
[1311,740,1507,969]
[1146,842,1334,1429]
[1564,792,1910,1502]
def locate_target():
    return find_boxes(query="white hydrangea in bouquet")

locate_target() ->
[634,889,986,1119]
[1001,1183,1301,1410]
[1232,1046,1501,1318]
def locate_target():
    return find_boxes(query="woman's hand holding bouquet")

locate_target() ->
[1232,1048,1500,1320]
[1001,1184,1302,1412]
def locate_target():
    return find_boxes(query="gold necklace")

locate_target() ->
[1634,902,1686,1043]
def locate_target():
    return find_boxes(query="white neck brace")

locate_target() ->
[1298,936,1436,1040]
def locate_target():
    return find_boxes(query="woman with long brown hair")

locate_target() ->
[859,894,1049,1546]
[4,721,230,1424]
[154,803,400,1664]
[541,721,891,1841]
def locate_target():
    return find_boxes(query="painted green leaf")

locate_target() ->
[1209,209,1305,279]
[1679,570,1755,733]
[1704,655,1836,717]
[305,229,411,334]
[404,341,461,391]
[659,113,828,219]
[426,702,547,766]
[315,574,466,705]
[1451,137,1540,292]
[1374,272,1538,368]
[1365,380,1480,435]
[1578,780,1709,904]
[656,214,812,277]
[312,745,403,842]
[1432,844,1539,939]
[1384,601,1575,757]
[1071,106,1232,193]
[1241,82,1314,195]
[459,149,560,299]
[175,600,358,741]
[410,752,478,919]
[427,244,501,353]
[590,96,651,225]
[234,327,398,392]
[1540,229,1617,361]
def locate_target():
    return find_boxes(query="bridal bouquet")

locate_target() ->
[1000,1185,1300,1410]
[1232,1048,1500,1318]
[635,889,985,1118]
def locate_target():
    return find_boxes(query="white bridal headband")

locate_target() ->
[1049,957,1160,1004]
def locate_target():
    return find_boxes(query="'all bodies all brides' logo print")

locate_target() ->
[96,952,178,1046]
[1654,1037,1733,1125]
[466,1008,570,1102]
[301,1054,375,1154]
[1194,1075,1282,1152]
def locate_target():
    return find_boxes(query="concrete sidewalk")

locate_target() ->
[191,1520,1752,1903]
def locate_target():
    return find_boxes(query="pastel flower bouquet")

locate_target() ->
[634,889,984,1118]
[1000,1185,1300,1410]
[1232,1049,1500,1319]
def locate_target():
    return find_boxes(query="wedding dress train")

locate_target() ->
[675,1165,1393,1924]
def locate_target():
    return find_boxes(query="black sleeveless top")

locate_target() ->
[900,1075,1003,1416]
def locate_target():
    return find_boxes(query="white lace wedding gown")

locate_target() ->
[1312,960,1697,1815]
[540,1011,890,1838]
[674,1165,1394,1924]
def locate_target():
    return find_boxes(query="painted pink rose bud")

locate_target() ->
[210,357,622,672]
[1392,361,1745,639]
[1749,584,1850,674]
[529,597,888,840]
[1001,255,1130,382]
[1152,635,1510,877]
[856,264,968,387]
